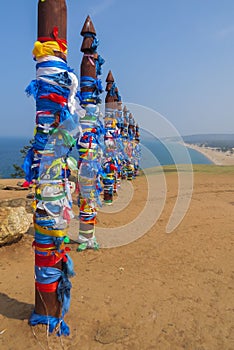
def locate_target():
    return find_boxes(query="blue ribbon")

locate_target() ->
[26,80,70,100]
[96,54,105,76]
[29,312,70,336]
[110,82,116,97]
[40,71,72,87]
[36,60,73,72]
[80,76,103,94]
[57,276,72,316]
[34,232,64,248]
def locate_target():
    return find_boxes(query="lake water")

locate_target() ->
[141,138,212,168]
[0,136,212,178]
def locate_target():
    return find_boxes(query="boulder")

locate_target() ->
[0,199,33,246]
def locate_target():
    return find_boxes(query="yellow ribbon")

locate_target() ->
[33,41,67,59]
[34,223,67,237]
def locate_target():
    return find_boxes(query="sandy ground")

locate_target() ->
[0,167,234,350]
[184,143,234,166]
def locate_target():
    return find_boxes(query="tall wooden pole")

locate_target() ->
[102,71,120,203]
[133,122,141,176]
[114,94,123,192]
[25,0,77,336]
[121,107,140,180]
[76,16,104,251]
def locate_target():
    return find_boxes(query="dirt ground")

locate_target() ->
[0,166,233,350]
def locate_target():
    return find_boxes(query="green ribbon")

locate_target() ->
[50,128,76,148]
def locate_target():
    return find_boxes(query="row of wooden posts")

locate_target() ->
[26,0,140,336]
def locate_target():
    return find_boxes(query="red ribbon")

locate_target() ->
[38,27,67,53]
[35,253,62,267]
[40,93,67,106]
[80,199,87,211]
[36,281,58,293]
[35,248,70,267]
[33,241,56,249]
[110,164,118,171]
[79,217,97,224]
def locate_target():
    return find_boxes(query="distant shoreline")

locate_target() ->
[184,143,234,166]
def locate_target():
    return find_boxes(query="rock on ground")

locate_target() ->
[0,199,33,246]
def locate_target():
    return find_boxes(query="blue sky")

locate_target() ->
[1,0,234,137]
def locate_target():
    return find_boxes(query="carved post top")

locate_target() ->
[106,70,115,83]
[80,15,104,104]
[80,15,96,36]
[80,15,98,54]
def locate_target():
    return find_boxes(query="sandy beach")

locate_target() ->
[184,143,234,166]
[0,166,234,350]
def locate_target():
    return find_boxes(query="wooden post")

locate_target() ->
[34,0,67,321]
[102,71,120,203]
[27,0,76,336]
[133,122,141,176]
[76,16,104,251]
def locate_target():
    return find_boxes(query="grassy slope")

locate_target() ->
[139,164,234,175]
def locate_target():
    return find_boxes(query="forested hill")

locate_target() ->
[182,134,234,149]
